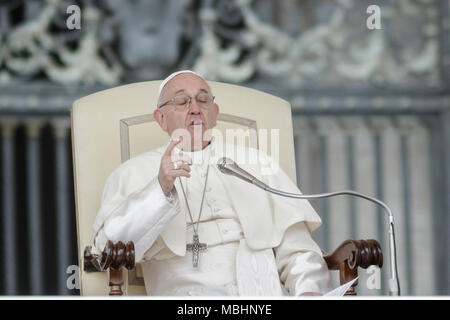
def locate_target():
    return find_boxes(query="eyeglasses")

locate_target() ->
[158,92,215,111]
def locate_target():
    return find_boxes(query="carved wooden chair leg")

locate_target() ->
[109,268,124,296]
[324,239,383,296]
[84,240,136,296]
[339,263,358,295]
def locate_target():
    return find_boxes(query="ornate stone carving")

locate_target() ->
[0,0,120,85]
[101,0,193,80]
[192,0,439,86]
[0,0,443,88]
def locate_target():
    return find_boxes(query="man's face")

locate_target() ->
[154,73,219,150]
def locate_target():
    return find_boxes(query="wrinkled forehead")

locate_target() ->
[158,70,211,102]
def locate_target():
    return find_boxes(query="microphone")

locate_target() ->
[217,157,268,189]
[217,157,401,296]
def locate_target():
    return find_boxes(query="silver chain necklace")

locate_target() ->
[178,144,212,268]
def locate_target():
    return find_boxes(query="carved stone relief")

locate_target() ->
[0,0,443,88]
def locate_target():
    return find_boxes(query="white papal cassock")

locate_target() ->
[92,140,332,296]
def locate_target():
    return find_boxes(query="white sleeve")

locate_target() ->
[274,222,333,295]
[93,177,180,262]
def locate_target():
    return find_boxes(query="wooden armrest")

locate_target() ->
[323,239,383,295]
[83,239,382,296]
[84,241,135,295]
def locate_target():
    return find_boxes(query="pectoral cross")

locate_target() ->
[186,234,207,268]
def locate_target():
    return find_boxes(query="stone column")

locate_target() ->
[443,109,450,295]
[326,117,350,258]
[1,121,18,295]
[53,119,72,295]
[338,117,361,240]
[367,117,392,296]
[292,116,311,190]
[26,120,44,295]
[311,117,334,253]
[397,116,434,295]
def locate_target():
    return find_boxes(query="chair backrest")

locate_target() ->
[71,80,296,295]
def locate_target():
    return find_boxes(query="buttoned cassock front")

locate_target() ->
[92,140,332,295]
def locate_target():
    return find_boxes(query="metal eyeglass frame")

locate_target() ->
[157,93,216,111]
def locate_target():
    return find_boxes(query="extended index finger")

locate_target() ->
[164,137,183,157]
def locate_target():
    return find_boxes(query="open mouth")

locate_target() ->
[189,120,203,126]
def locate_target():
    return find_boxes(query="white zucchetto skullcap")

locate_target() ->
[157,70,204,104]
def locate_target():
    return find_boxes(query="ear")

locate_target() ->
[153,108,168,132]
[212,103,220,126]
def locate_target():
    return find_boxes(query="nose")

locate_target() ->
[188,97,201,113]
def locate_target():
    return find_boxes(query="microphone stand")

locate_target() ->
[218,160,401,296]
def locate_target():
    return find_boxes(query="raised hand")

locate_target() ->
[158,137,192,196]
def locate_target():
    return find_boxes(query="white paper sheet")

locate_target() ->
[323,276,359,296]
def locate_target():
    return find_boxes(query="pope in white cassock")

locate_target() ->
[92,70,333,296]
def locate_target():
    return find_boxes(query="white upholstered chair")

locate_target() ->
[71,80,299,295]
[72,80,383,296]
